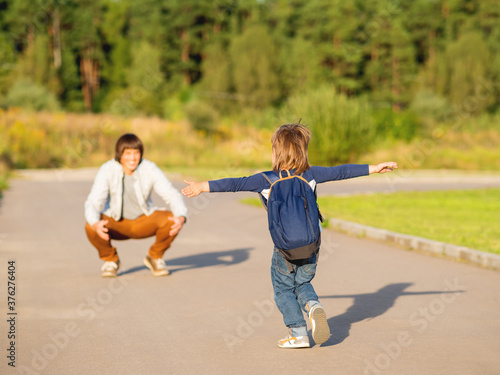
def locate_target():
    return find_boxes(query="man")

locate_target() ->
[84,133,187,277]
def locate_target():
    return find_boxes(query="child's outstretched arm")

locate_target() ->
[182,180,210,197]
[369,162,398,174]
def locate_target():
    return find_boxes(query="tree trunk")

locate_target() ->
[442,4,449,18]
[392,57,401,112]
[27,24,35,52]
[180,29,191,85]
[428,30,436,66]
[333,35,341,77]
[80,47,100,112]
[371,43,379,91]
[53,7,62,70]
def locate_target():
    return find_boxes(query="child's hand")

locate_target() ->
[369,162,398,174]
[182,180,209,197]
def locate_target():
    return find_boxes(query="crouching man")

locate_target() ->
[84,133,187,277]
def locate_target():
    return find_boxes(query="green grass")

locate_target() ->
[241,189,500,255]
[0,167,9,198]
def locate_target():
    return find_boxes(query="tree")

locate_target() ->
[100,0,132,90]
[446,31,495,113]
[229,24,281,108]
[279,36,321,96]
[0,32,16,99]
[198,40,232,111]
[2,0,60,97]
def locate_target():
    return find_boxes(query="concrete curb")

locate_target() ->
[327,218,500,271]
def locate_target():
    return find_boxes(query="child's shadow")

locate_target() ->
[119,247,252,276]
[318,283,464,347]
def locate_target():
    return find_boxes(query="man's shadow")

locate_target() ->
[119,247,252,276]
[318,283,464,347]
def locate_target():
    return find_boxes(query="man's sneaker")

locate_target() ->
[144,255,170,277]
[278,335,310,349]
[101,260,120,278]
[309,305,330,345]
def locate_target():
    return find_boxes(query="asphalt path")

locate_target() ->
[1,169,500,375]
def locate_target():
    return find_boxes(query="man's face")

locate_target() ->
[120,148,141,175]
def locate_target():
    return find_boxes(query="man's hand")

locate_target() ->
[169,216,186,236]
[92,219,110,241]
[182,180,209,197]
[369,162,398,174]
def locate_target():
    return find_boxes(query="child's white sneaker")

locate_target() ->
[309,305,330,345]
[278,335,310,349]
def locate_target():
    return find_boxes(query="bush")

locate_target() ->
[5,79,60,112]
[102,86,164,117]
[282,86,376,165]
[410,90,450,122]
[373,108,420,142]
[184,101,219,135]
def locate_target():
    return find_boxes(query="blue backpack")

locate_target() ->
[260,170,322,262]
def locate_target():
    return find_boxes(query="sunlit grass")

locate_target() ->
[0,108,272,171]
[361,129,500,170]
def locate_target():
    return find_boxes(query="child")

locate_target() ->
[182,123,397,348]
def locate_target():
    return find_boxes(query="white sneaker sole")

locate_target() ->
[310,306,330,345]
[278,337,310,349]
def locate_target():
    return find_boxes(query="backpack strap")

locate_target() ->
[299,172,324,223]
[279,170,291,178]
[261,172,274,184]
[259,171,278,209]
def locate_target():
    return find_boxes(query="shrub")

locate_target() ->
[373,108,420,142]
[5,79,60,112]
[282,86,376,165]
[102,86,163,117]
[184,101,219,135]
[410,90,450,122]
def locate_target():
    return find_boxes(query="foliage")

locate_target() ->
[0,0,497,124]
[199,41,232,112]
[229,25,282,109]
[278,37,321,96]
[410,90,450,123]
[0,108,271,171]
[4,79,60,112]
[373,108,420,142]
[283,86,376,165]
[360,115,500,170]
[0,0,499,175]
[184,100,219,135]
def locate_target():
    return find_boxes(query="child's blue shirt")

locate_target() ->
[208,164,369,200]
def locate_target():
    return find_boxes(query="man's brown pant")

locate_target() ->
[84,211,177,263]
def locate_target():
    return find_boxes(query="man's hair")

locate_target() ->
[271,123,311,174]
[115,133,144,162]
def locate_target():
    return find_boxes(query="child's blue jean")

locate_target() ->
[271,248,318,329]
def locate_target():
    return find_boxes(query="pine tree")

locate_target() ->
[199,40,232,111]
[229,24,281,109]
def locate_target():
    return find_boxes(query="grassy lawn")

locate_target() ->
[241,189,500,255]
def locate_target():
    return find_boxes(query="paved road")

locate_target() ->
[1,169,500,375]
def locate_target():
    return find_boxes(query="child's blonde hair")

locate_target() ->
[271,123,311,174]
